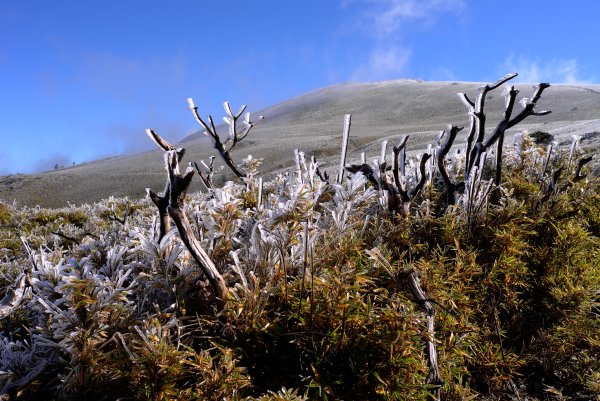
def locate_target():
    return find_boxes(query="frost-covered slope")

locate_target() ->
[2,80,599,208]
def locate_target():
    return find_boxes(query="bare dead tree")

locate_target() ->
[187,99,264,178]
[163,150,229,304]
[458,73,551,184]
[458,73,518,177]
[146,130,228,305]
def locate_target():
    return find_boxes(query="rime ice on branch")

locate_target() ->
[145,129,228,305]
[187,98,264,178]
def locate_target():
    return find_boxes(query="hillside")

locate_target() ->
[1,75,599,400]
[1,80,599,208]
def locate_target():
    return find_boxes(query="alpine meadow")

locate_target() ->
[0,71,599,401]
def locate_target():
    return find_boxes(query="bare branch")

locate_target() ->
[437,125,464,206]
[146,129,176,152]
[481,85,519,186]
[346,163,380,189]
[408,153,431,199]
[193,156,222,190]
[146,187,170,243]
[316,165,330,184]
[379,162,405,213]
[507,83,551,129]
[188,98,263,178]
[457,94,477,177]
[392,135,410,193]
[52,230,99,244]
[488,72,519,90]
[462,74,519,177]
[457,92,474,108]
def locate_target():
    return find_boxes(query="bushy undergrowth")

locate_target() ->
[1,132,597,400]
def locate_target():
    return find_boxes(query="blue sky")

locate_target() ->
[1,0,599,175]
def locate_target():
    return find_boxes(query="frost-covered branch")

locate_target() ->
[436,125,464,206]
[145,129,228,305]
[187,98,264,178]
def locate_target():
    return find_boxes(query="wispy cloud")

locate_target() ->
[351,45,411,81]
[345,0,465,37]
[105,118,188,156]
[432,66,458,81]
[0,149,71,175]
[33,154,72,173]
[345,0,465,81]
[501,54,595,84]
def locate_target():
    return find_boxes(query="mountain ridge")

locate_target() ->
[2,79,599,208]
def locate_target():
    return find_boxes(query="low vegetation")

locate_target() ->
[0,74,598,400]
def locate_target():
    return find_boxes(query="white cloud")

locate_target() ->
[344,0,465,81]
[345,0,466,36]
[432,66,458,81]
[352,46,411,81]
[501,54,595,84]
[377,0,465,34]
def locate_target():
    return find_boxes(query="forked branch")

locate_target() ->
[458,73,518,176]
[146,129,228,305]
[459,74,551,183]
[193,156,223,190]
[145,129,184,242]
[187,98,264,178]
